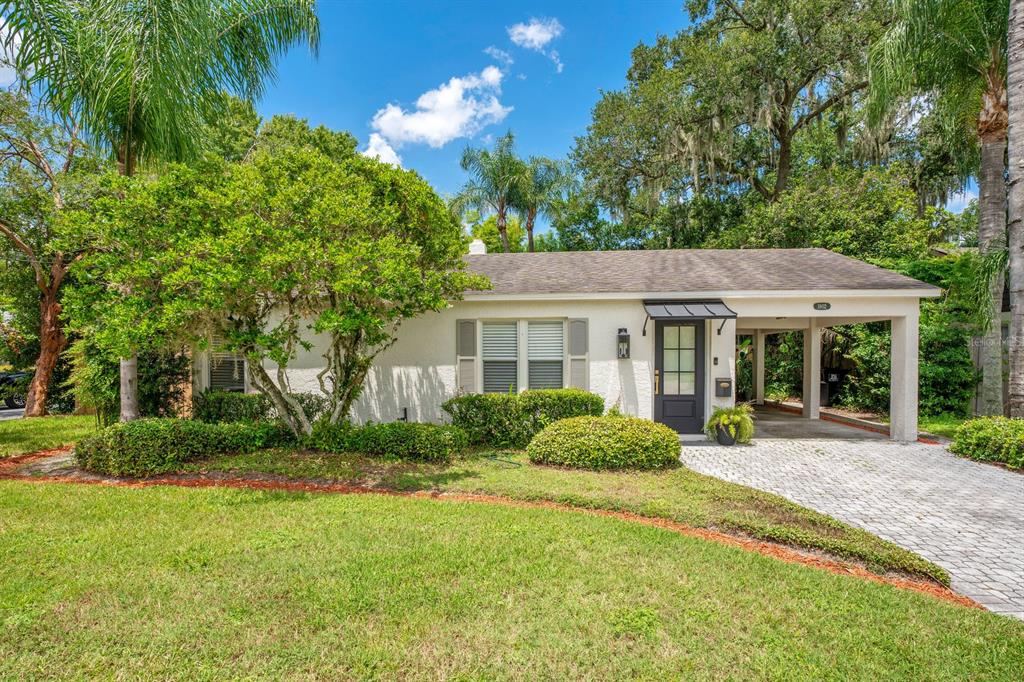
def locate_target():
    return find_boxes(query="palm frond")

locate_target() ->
[1,0,319,170]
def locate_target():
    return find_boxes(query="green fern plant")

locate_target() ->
[703,404,755,444]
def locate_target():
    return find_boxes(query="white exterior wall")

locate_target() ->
[268,299,660,424]
[210,290,928,439]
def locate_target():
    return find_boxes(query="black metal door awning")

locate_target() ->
[642,300,737,336]
[643,300,737,320]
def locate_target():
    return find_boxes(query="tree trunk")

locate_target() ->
[978,134,1008,416]
[22,286,67,417]
[119,355,140,421]
[496,209,511,253]
[526,210,536,252]
[771,132,793,201]
[117,150,141,421]
[1007,0,1024,417]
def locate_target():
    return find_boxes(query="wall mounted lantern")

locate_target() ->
[617,328,630,359]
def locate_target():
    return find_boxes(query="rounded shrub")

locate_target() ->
[527,416,680,470]
[75,418,291,477]
[950,417,1024,469]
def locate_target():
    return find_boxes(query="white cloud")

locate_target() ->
[0,29,20,87]
[946,187,978,214]
[484,46,513,67]
[369,66,512,149]
[508,18,563,50]
[361,133,403,167]
[549,50,564,74]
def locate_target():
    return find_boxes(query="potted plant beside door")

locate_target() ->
[704,404,755,445]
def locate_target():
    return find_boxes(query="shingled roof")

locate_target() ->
[464,248,940,296]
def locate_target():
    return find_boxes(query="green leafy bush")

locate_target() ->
[950,417,1024,469]
[192,390,329,424]
[306,420,467,463]
[704,404,755,444]
[442,389,605,448]
[527,416,679,470]
[66,339,192,426]
[75,418,292,477]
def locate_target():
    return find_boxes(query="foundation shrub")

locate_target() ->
[75,418,291,477]
[307,420,468,463]
[442,389,605,447]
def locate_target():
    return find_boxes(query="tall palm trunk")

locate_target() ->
[977,75,1009,415]
[1007,0,1024,417]
[526,209,536,252]
[496,203,511,253]
[118,146,140,421]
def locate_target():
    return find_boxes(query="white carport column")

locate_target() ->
[802,320,821,419]
[890,311,920,442]
[754,331,767,405]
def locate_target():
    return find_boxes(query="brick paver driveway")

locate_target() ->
[680,433,1024,619]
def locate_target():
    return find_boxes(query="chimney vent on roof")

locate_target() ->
[468,239,487,255]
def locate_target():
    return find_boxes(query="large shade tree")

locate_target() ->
[71,149,485,435]
[0,93,106,415]
[1,0,319,420]
[574,0,887,226]
[869,0,1008,416]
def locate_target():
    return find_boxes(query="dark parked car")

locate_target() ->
[0,371,30,409]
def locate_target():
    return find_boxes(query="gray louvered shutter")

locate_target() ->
[482,321,518,393]
[456,320,477,394]
[528,321,564,389]
[568,319,588,390]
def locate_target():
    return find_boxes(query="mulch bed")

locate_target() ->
[0,448,979,612]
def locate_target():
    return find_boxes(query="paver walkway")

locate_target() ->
[680,436,1024,619]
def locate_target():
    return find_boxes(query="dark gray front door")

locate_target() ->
[654,321,704,433]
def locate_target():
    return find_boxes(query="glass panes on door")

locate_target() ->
[482,322,518,393]
[662,324,696,395]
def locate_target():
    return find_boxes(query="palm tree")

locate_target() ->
[455,132,526,253]
[869,0,1008,416]
[514,157,563,252]
[2,0,319,420]
[1007,0,1024,416]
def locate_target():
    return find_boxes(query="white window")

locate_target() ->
[209,334,245,392]
[482,321,518,393]
[460,318,588,394]
[528,321,564,389]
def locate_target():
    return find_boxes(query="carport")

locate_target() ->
[733,288,938,442]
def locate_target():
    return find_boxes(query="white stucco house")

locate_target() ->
[195,244,941,442]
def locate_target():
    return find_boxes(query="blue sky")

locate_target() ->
[257,1,692,204]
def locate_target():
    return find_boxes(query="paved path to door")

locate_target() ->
[680,437,1024,619]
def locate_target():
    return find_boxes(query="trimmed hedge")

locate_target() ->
[442,389,605,448]
[527,416,680,470]
[192,390,329,424]
[950,417,1024,469]
[307,420,468,463]
[75,418,293,477]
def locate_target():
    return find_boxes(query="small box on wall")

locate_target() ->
[715,377,732,397]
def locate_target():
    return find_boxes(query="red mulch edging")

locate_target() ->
[0,450,978,611]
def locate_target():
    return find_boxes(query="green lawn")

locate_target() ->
[918,414,969,440]
[0,482,1020,680]
[0,415,97,458]
[184,448,947,583]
